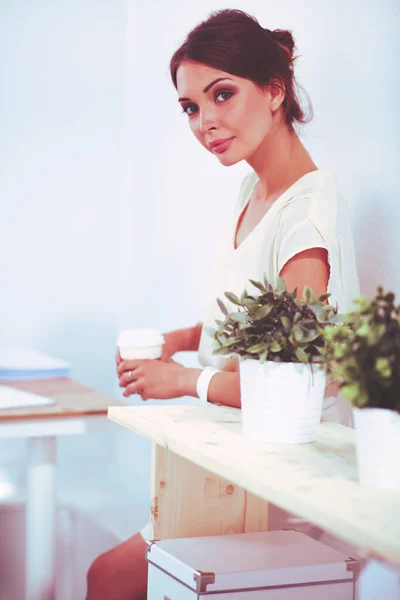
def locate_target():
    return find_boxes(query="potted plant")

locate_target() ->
[321,286,400,490]
[207,276,337,444]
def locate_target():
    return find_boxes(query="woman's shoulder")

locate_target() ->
[279,169,345,227]
[292,169,340,202]
[307,169,350,225]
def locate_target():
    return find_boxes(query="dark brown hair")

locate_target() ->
[170,9,312,129]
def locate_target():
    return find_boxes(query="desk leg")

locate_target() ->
[149,443,269,540]
[25,437,57,600]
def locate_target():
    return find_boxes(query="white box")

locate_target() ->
[146,530,359,599]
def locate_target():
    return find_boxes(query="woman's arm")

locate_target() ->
[162,322,203,358]
[179,368,241,408]
[279,247,330,299]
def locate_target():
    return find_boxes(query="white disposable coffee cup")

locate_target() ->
[117,328,164,360]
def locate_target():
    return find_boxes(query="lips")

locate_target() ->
[209,137,234,154]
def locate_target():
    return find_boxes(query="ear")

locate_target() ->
[268,78,286,113]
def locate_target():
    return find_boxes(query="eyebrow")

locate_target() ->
[178,77,234,102]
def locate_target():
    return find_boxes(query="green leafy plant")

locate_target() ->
[321,287,400,412]
[206,276,338,365]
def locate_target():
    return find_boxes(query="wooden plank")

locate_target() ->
[150,444,269,540]
[108,404,400,568]
[244,491,269,532]
[0,379,122,421]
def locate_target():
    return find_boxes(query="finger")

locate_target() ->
[117,359,146,376]
[123,378,146,398]
[119,367,142,387]
[166,358,181,365]
[116,348,122,365]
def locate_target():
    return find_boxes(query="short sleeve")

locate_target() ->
[277,217,328,274]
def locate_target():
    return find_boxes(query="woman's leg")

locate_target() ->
[86,531,148,600]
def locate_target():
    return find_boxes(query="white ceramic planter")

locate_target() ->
[239,359,326,444]
[353,408,400,491]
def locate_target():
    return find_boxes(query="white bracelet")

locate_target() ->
[196,367,219,406]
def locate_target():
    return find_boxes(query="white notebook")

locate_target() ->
[0,349,70,381]
[0,386,55,410]
[0,349,69,371]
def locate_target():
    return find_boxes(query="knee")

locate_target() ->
[86,551,113,600]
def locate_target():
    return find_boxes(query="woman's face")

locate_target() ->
[176,60,282,166]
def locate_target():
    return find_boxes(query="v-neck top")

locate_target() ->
[198,169,360,371]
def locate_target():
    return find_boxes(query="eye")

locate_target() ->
[215,90,233,103]
[181,103,197,117]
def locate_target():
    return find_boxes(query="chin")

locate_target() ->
[216,153,242,167]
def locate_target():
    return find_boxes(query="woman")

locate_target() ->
[86,9,359,599]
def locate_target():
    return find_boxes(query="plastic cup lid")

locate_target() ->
[117,328,164,348]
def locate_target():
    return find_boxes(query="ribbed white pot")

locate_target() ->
[353,408,400,491]
[239,359,326,444]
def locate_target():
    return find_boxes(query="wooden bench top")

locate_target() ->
[108,403,400,569]
[0,378,122,421]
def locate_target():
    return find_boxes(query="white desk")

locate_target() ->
[0,379,122,600]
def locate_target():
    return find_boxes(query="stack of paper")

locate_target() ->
[0,386,56,410]
[0,349,70,381]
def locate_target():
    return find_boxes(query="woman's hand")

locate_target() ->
[115,329,183,370]
[160,330,182,361]
[117,358,186,400]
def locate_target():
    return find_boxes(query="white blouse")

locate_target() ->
[197,169,360,426]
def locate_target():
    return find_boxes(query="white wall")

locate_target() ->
[0,0,126,393]
[0,0,127,491]
[1,0,399,595]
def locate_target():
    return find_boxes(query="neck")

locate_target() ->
[246,119,317,202]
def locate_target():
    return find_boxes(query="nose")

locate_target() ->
[199,107,217,133]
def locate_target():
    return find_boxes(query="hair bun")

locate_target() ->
[270,29,295,60]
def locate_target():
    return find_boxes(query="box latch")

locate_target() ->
[193,570,215,593]
[146,540,160,554]
[345,558,361,580]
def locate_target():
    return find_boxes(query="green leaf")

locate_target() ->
[303,286,316,304]
[341,383,365,404]
[223,337,241,347]
[247,343,267,354]
[249,279,266,292]
[375,357,391,378]
[204,326,217,339]
[242,297,257,309]
[291,287,298,299]
[275,276,287,293]
[356,323,370,337]
[213,346,234,356]
[280,316,291,329]
[224,291,242,306]
[254,305,273,320]
[312,305,330,323]
[292,324,305,343]
[295,347,308,363]
[270,340,282,352]
[263,275,273,292]
[217,297,228,316]
[318,292,331,302]
[230,312,248,323]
